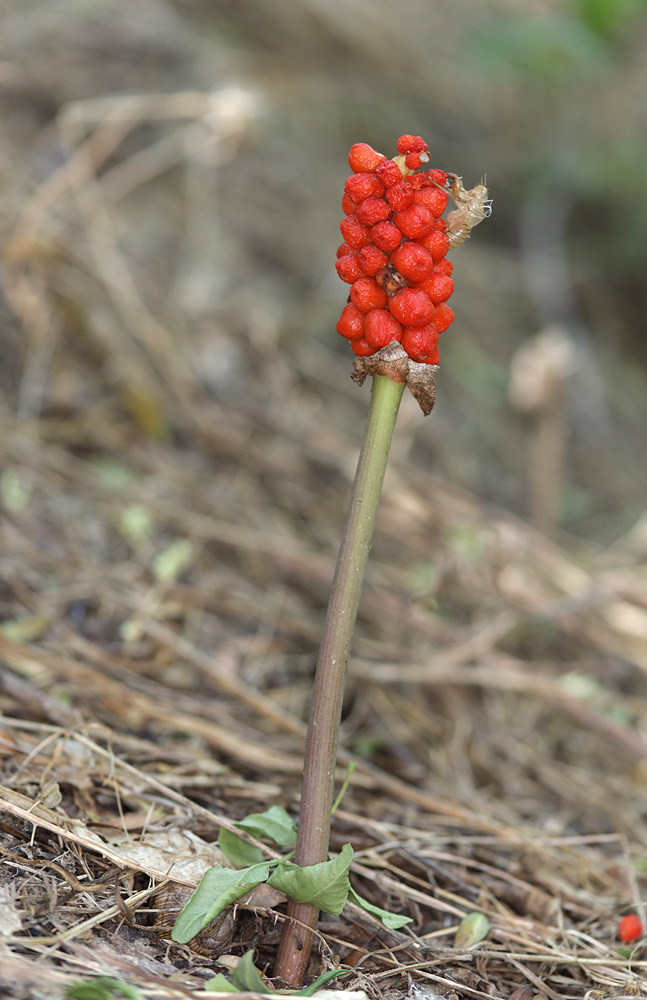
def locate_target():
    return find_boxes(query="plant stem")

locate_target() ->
[274,373,405,986]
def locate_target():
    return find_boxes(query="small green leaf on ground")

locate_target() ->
[67,978,144,1000]
[235,805,297,847]
[152,538,194,583]
[171,862,270,943]
[231,950,273,993]
[267,844,353,916]
[204,973,241,993]
[218,827,265,867]
[348,887,412,929]
[295,969,345,995]
[454,911,490,948]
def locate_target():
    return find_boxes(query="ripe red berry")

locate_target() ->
[422,346,440,365]
[414,186,449,217]
[418,273,454,304]
[344,173,385,203]
[430,302,454,332]
[350,276,388,312]
[396,134,427,155]
[386,181,415,211]
[348,143,386,173]
[417,230,450,262]
[336,302,365,340]
[429,168,447,186]
[364,309,403,348]
[356,196,392,227]
[340,215,371,249]
[388,288,435,327]
[401,323,439,362]
[335,253,364,284]
[358,244,389,276]
[341,193,357,215]
[336,241,353,258]
[350,337,375,357]
[376,159,405,188]
[370,221,402,252]
[431,258,453,275]
[391,242,434,282]
[618,914,643,943]
[393,204,433,240]
[405,151,430,170]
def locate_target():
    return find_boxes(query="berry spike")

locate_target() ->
[334,134,490,412]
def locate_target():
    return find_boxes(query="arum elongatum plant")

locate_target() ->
[274,136,490,986]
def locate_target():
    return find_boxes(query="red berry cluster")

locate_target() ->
[336,135,455,365]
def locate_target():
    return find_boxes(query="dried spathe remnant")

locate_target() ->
[351,341,437,416]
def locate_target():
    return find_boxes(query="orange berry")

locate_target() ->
[619,914,643,943]
[348,143,386,173]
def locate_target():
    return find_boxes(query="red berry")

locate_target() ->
[618,914,643,943]
[429,168,447,186]
[423,346,440,365]
[358,245,388,276]
[370,221,402,252]
[434,217,448,231]
[364,309,403,348]
[344,173,385,203]
[388,288,435,327]
[405,151,430,170]
[376,159,405,188]
[393,204,433,240]
[414,187,449,217]
[356,196,392,227]
[350,276,388,312]
[396,134,427,155]
[431,258,453,275]
[335,253,364,284]
[401,323,439,362]
[340,215,371,249]
[391,242,434,282]
[336,303,365,340]
[341,193,357,215]
[350,337,375,357]
[336,241,353,258]
[386,181,415,211]
[430,303,454,332]
[348,143,386,173]
[418,273,454,304]
[417,230,450,262]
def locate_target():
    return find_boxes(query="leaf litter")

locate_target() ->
[1,9,647,999]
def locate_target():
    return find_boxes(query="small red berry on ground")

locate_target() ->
[618,914,643,943]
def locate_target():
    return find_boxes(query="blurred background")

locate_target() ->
[2,0,647,543]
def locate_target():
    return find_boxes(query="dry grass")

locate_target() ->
[1,2,647,998]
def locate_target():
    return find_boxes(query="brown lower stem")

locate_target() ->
[274,374,405,985]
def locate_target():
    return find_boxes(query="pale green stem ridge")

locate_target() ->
[274,374,405,986]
